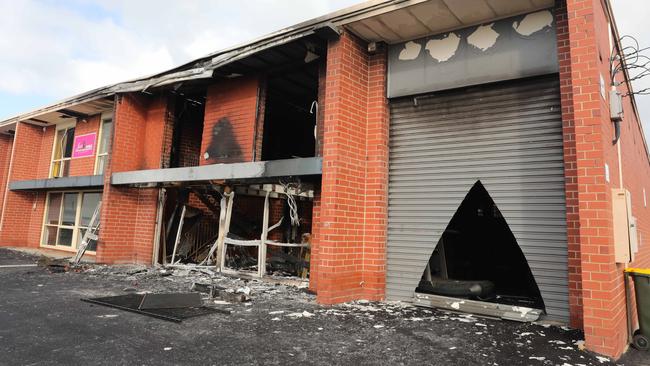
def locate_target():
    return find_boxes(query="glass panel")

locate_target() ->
[57,228,73,246]
[96,156,106,175]
[61,193,78,226]
[99,120,112,154]
[46,193,62,225]
[61,160,70,177]
[53,130,65,160]
[63,128,75,158]
[80,193,101,226]
[77,228,98,252]
[51,161,61,178]
[44,226,57,246]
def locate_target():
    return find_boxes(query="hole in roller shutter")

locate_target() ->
[416,180,546,312]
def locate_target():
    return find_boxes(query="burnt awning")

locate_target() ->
[9,175,104,191]
[110,157,322,187]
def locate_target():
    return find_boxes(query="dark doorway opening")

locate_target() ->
[170,92,206,168]
[261,62,319,161]
[417,181,545,311]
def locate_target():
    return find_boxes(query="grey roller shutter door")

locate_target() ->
[386,75,569,322]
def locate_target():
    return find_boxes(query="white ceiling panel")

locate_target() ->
[442,0,497,24]
[344,0,556,44]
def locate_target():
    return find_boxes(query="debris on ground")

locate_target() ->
[2,249,639,365]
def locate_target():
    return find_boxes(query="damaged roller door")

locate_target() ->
[386,75,569,322]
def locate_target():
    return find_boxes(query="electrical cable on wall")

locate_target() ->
[611,35,650,96]
[280,180,301,227]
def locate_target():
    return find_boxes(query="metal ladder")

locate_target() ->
[72,201,102,265]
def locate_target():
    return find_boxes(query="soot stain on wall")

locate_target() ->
[204,117,242,163]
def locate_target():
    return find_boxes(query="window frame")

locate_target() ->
[94,113,113,175]
[40,190,102,254]
[49,121,77,178]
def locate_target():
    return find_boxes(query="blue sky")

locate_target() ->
[0,0,648,132]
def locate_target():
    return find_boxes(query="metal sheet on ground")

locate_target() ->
[81,294,228,322]
[413,292,542,322]
[138,292,202,310]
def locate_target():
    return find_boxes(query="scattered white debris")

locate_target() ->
[548,340,566,345]
[449,347,457,350]
[475,323,487,327]
[286,311,314,318]
[528,356,545,361]
[596,356,610,364]
[409,317,424,322]
[163,347,172,351]
[236,287,251,295]
[317,327,323,331]
[37,284,43,287]
[271,317,281,321]
[475,332,483,335]
[574,340,586,350]
[559,346,573,350]
[268,310,285,315]
[212,300,230,305]
[373,324,385,329]
[96,314,119,318]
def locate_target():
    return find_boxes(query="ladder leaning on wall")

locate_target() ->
[72,201,102,265]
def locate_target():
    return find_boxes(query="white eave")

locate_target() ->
[0,0,554,132]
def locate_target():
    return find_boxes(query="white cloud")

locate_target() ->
[611,0,650,130]
[0,0,361,99]
[0,0,648,132]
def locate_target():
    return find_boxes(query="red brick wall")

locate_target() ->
[200,77,259,165]
[560,0,650,357]
[312,32,389,304]
[36,126,55,179]
[0,122,46,247]
[97,94,166,264]
[556,0,585,331]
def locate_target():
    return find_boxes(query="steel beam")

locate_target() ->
[9,175,104,191]
[111,157,322,186]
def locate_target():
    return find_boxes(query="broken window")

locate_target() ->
[160,183,313,280]
[42,191,102,252]
[169,93,206,168]
[261,63,319,161]
[416,181,545,312]
[94,115,113,175]
[51,125,75,178]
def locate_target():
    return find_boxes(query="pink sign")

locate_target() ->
[72,133,97,158]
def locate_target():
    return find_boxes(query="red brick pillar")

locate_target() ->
[0,122,47,248]
[312,32,389,304]
[97,94,168,264]
[556,0,584,331]
[559,0,627,357]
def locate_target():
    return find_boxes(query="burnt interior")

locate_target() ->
[261,62,319,161]
[169,92,206,168]
[417,181,545,311]
[152,37,326,278]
